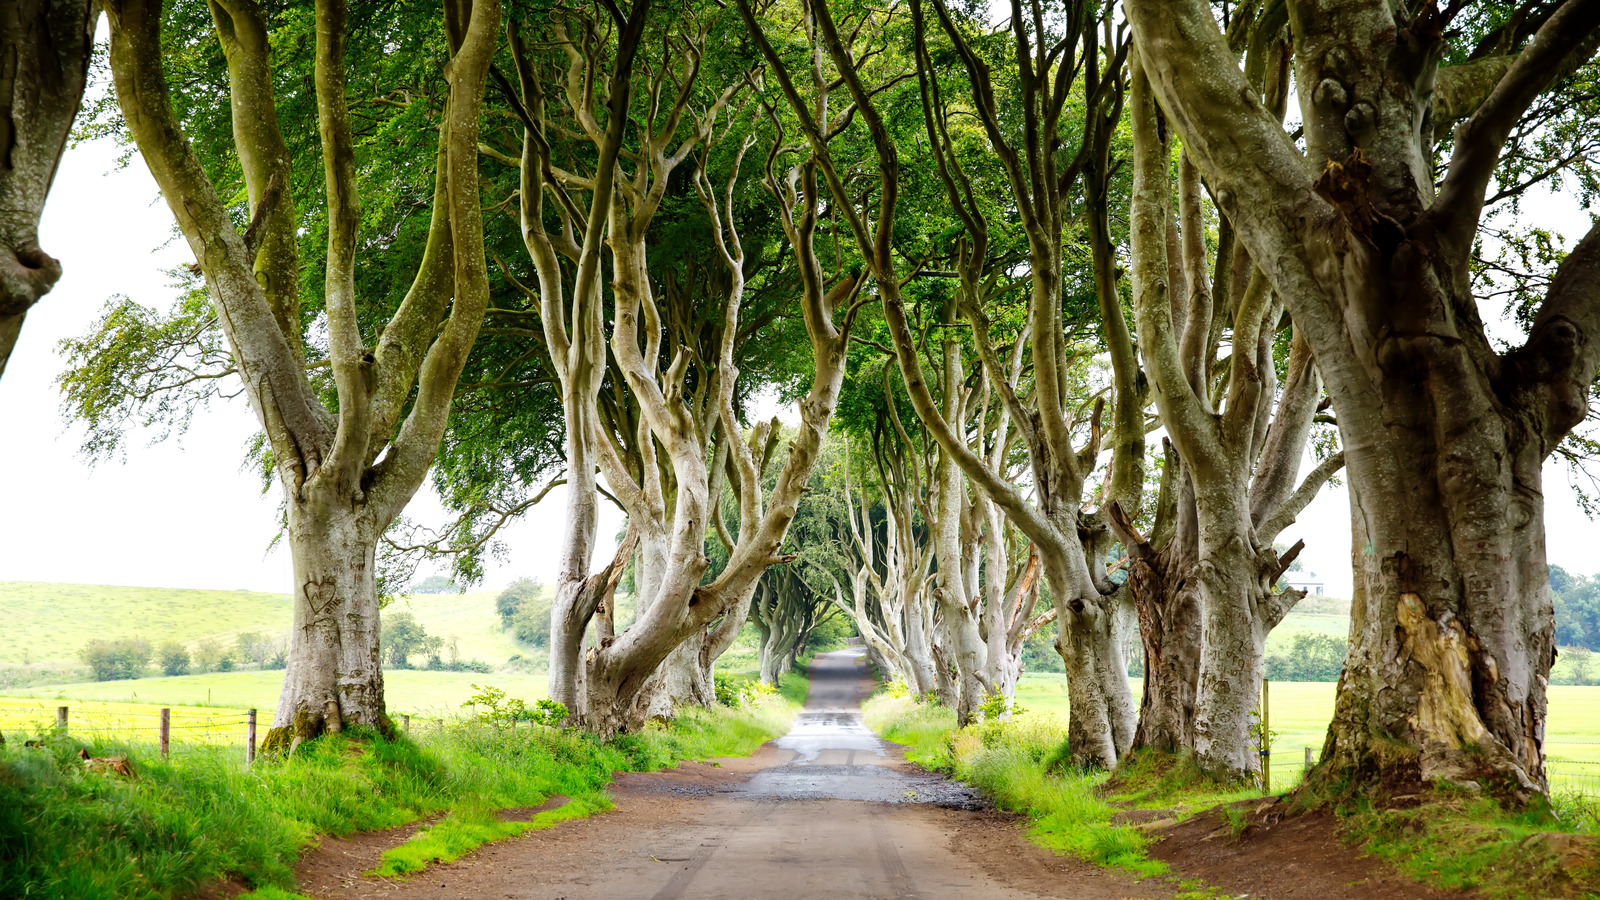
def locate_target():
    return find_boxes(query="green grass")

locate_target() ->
[369,799,593,877]
[871,685,1600,900]
[0,671,804,900]
[864,696,1168,878]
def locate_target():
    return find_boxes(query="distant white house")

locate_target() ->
[1286,570,1326,595]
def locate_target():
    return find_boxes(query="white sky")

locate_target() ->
[0,80,1595,598]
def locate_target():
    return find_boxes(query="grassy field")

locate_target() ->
[0,669,552,733]
[0,582,295,665]
[0,632,774,748]
[1015,674,1600,790]
[0,576,550,682]
[0,581,536,670]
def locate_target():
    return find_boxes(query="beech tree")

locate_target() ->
[1119,50,1346,777]
[100,0,502,747]
[0,1,99,380]
[844,0,1144,762]
[1125,0,1600,796]
[508,0,861,734]
[831,425,942,697]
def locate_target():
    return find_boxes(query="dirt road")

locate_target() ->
[301,649,1169,899]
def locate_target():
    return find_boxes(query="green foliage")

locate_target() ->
[714,670,781,709]
[191,637,237,675]
[1559,646,1594,687]
[528,699,568,729]
[380,611,442,669]
[509,597,552,648]
[714,671,741,707]
[1553,565,1600,653]
[1022,623,1066,674]
[157,641,191,677]
[461,683,528,727]
[1264,633,1347,682]
[978,691,1025,721]
[803,612,857,654]
[494,578,540,626]
[79,638,152,681]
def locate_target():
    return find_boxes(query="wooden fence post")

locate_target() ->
[1304,746,1314,777]
[402,714,410,730]
[246,709,257,766]
[160,709,170,758]
[1260,679,1271,794]
[56,706,68,734]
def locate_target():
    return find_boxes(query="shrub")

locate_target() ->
[714,671,741,707]
[509,597,552,647]
[191,638,236,674]
[381,611,441,668]
[157,641,191,677]
[495,577,544,628]
[528,698,568,728]
[463,683,529,726]
[79,638,152,681]
[425,657,493,674]
[738,680,778,708]
[235,632,283,669]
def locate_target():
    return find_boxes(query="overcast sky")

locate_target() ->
[0,83,1594,598]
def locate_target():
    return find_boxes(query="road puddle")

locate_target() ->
[736,649,986,809]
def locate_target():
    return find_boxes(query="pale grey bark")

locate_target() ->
[1124,0,1600,797]
[520,8,856,734]
[1123,49,1344,779]
[902,0,1144,765]
[0,0,99,380]
[106,0,501,745]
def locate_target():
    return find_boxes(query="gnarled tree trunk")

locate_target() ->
[0,0,98,379]
[107,0,501,748]
[1125,0,1600,796]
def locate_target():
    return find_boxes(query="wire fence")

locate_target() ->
[0,700,259,763]
[0,701,446,766]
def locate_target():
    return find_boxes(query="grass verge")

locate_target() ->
[1,673,801,900]
[863,694,1168,878]
[1297,779,1600,899]
[865,692,1600,900]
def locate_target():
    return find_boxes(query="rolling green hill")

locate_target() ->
[0,581,537,669]
[0,582,295,666]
